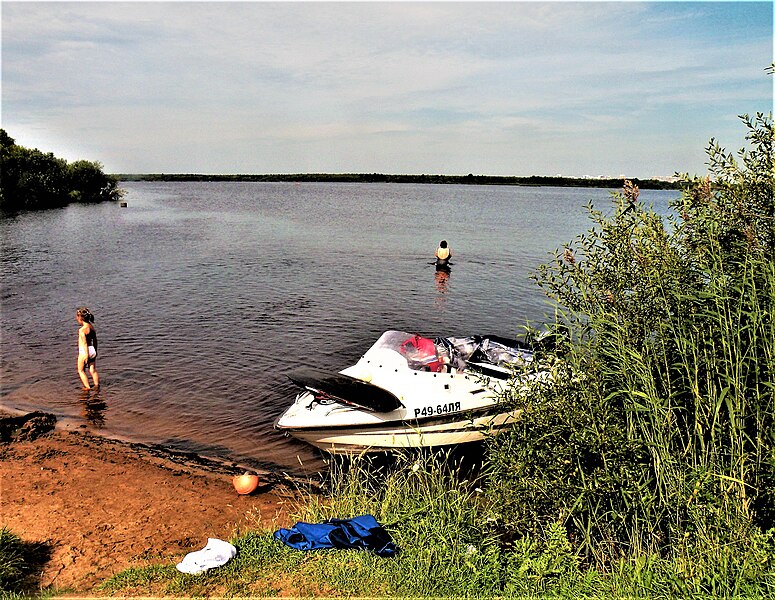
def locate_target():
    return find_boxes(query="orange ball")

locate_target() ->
[232,473,259,495]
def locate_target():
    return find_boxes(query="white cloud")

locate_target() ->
[2,1,771,176]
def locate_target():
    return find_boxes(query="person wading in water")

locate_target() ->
[435,240,452,269]
[76,307,99,390]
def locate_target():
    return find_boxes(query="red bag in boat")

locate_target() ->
[400,335,445,372]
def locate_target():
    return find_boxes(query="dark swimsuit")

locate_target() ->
[85,328,98,366]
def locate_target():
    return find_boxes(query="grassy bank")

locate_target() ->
[94,452,772,598]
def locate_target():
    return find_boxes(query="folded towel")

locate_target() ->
[175,538,237,575]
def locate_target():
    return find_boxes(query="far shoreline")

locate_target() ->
[115,172,680,190]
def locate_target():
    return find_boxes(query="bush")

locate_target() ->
[0,129,123,211]
[486,113,775,593]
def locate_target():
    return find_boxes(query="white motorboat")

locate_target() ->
[275,330,535,454]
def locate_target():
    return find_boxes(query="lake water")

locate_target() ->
[0,182,678,475]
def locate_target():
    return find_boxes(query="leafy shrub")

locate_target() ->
[0,129,123,211]
[486,113,775,594]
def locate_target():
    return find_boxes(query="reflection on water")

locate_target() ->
[434,268,450,312]
[79,388,107,428]
[434,268,450,294]
[0,182,678,473]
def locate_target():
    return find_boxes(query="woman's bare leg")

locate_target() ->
[89,363,99,388]
[77,356,91,389]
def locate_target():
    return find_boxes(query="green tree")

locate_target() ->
[0,129,122,211]
[67,159,121,203]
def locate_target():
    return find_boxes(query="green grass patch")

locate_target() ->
[98,452,775,597]
[0,527,57,598]
[0,528,26,593]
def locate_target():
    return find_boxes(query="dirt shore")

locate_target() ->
[0,411,307,595]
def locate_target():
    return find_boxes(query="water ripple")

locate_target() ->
[0,182,678,473]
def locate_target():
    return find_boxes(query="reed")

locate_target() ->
[485,112,775,594]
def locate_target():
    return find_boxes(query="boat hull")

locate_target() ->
[278,408,521,454]
[276,330,533,454]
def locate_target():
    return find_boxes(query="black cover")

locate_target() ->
[288,367,402,413]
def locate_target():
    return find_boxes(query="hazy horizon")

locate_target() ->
[3,1,772,179]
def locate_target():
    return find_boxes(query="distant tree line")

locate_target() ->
[0,129,123,212]
[117,172,680,190]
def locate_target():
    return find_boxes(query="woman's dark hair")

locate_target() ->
[76,307,95,323]
[439,240,448,248]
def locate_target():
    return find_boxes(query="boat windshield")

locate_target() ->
[368,331,448,372]
[368,330,533,373]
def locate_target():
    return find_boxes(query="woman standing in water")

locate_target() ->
[76,307,99,390]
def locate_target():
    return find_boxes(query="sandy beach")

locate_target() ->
[0,410,305,594]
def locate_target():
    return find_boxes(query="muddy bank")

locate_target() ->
[0,411,312,594]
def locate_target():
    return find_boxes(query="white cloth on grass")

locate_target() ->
[175,538,237,575]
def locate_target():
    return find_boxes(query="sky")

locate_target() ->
[1,1,772,178]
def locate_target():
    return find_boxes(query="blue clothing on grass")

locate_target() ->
[273,514,398,557]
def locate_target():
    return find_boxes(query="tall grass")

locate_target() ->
[0,527,57,598]
[0,528,27,593]
[485,113,775,594]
